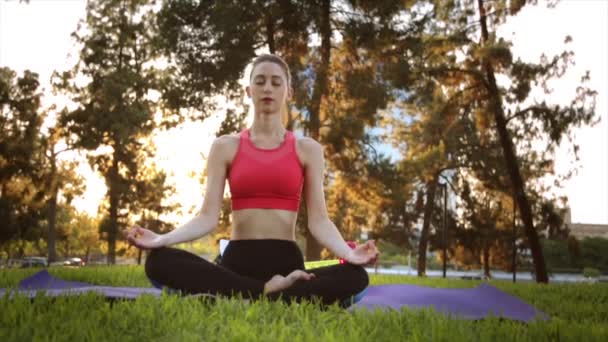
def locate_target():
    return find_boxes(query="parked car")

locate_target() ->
[64,257,85,267]
[20,257,48,268]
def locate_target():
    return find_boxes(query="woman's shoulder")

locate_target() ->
[295,136,322,152]
[210,133,241,158]
[214,133,241,146]
[295,136,323,166]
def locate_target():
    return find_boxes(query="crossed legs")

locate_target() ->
[144,245,368,306]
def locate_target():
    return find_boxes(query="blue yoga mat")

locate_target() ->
[1,270,547,322]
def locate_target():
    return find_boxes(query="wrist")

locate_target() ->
[158,234,170,247]
[342,249,355,262]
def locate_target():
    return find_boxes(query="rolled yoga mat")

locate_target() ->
[1,270,547,322]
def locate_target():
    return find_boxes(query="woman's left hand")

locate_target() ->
[344,240,379,266]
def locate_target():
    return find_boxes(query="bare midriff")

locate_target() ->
[231,208,298,241]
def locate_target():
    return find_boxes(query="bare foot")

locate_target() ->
[263,270,315,294]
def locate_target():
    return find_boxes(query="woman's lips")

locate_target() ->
[261,97,274,102]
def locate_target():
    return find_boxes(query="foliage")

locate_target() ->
[53,0,174,263]
[2,1,600,280]
[582,267,600,279]
[0,267,607,341]
[578,237,608,272]
[0,67,52,254]
[540,237,608,273]
[379,0,597,281]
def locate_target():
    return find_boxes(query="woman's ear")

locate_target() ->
[287,86,293,101]
[245,85,252,98]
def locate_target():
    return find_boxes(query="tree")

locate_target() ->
[387,75,473,276]
[155,0,405,260]
[299,1,412,259]
[54,0,164,264]
[471,0,596,282]
[0,68,46,251]
[361,156,421,250]
[55,206,101,261]
[380,0,596,282]
[132,156,178,264]
[40,124,84,262]
[155,0,312,123]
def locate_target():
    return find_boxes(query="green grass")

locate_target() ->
[1,266,607,341]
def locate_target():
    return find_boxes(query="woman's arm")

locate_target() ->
[130,136,231,248]
[301,139,361,260]
[162,136,231,245]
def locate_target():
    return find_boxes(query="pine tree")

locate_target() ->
[0,68,46,249]
[54,0,164,263]
[382,0,596,282]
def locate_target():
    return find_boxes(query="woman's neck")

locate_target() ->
[250,114,285,137]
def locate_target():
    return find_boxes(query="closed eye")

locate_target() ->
[254,76,283,86]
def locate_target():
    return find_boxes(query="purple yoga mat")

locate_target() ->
[351,283,548,322]
[1,270,547,322]
[0,270,161,300]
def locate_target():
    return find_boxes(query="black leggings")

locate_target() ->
[144,239,369,306]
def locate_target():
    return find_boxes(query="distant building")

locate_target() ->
[564,208,608,240]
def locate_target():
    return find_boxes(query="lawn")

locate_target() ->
[1,266,607,341]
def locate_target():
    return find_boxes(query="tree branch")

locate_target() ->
[421,67,486,85]
[505,105,546,124]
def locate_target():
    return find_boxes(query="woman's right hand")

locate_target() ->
[125,225,165,250]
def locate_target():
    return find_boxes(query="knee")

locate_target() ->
[347,264,369,294]
[145,247,169,281]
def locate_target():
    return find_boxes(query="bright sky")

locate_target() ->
[0,0,606,225]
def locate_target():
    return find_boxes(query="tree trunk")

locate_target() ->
[47,151,58,263]
[108,150,119,265]
[17,240,25,258]
[417,176,439,276]
[305,0,331,261]
[482,242,490,279]
[265,13,275,54]
[476,0,548,283]
[107,6,127,265]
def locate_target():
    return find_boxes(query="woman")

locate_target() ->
[126,53,379,306]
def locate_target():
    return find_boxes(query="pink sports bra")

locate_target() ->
[227,129,304,211]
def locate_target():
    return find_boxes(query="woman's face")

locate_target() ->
[247,62,291,114]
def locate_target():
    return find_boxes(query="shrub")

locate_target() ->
[582,267,601,278]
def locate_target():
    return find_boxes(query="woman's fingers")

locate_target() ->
[125,226,140,239]
[365,240,379,257]
[360,240,379,265]
[288,270,315,281]
[366,240,377,252]
[126,226,146,238]
[125,226,148,248]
